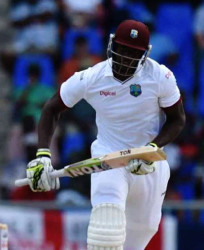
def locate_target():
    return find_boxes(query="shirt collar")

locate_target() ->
[104,58,114,77]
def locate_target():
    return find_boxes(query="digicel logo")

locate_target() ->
[165,71,172,79]
[100,91,116,96]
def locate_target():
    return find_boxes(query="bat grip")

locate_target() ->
[14,169,66,187]
[15,178,29,187]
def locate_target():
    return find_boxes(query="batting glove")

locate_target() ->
[126,143,157,175]
[26,149,60,192]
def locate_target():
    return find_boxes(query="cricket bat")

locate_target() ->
[15,146,166,187]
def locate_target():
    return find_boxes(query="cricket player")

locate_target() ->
[26,20,186,249]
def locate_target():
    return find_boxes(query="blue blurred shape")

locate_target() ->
[156,3,193,47]
[198,58,204,116]
[126,2,153,22]
[200,210,204,223]
[156,3,194,112]
[61,132,85,164]
[62,28,103,60]
[13,54,55,87]
[176,181,195,221]
[176,182,195,200]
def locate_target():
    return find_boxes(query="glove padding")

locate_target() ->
[126,159,156,175]
[126,143,158,175]
[26,157,60,192]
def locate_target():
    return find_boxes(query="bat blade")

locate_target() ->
[102,146,166,167]
[63,146,166,177]
[15,146,166,187]
[63,158,104,177]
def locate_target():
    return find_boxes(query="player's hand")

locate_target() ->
[126,159,156,175]
[26,149,60,192]
[126,143,157,175]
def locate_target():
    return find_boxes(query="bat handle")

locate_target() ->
[14,169,66,187]
[15,178,29,187]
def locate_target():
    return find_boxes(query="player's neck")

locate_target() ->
[113,72,134,83]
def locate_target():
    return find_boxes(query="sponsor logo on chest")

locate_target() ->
[100,91,116,96]
[99,84,143,98]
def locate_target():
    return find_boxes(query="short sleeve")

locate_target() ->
[158,65,181,108]
[59,69,89,108]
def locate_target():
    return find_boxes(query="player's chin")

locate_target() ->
[113,65,136,76]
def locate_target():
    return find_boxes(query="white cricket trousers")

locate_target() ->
[91,149,170,250]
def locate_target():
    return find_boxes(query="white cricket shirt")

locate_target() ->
[60,58,180,153]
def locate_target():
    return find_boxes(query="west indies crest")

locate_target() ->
[130,84,142,97]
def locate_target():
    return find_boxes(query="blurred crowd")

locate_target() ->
[0,0,204,222]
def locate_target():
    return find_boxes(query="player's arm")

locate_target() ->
[26,93,68,192]
[25,67,89,191]
[126,99,185,175]
[151,99,186,147]
[38,93,68,148]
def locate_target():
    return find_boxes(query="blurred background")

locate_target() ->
[0,0,204,249]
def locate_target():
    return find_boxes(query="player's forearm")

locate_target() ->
[151,119,185,148]
[38,102,60,148]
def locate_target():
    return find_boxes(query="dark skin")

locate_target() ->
[38,93,67,148]
[152,100,186,147]
[112,43,144,82]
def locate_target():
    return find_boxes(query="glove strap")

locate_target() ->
[36,148,51,158]
[144,143,158,164]
[147,142,158,148]
[146,142,158,148]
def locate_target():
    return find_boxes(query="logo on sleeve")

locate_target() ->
[165,71,172,79]
[130,84,142,97]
